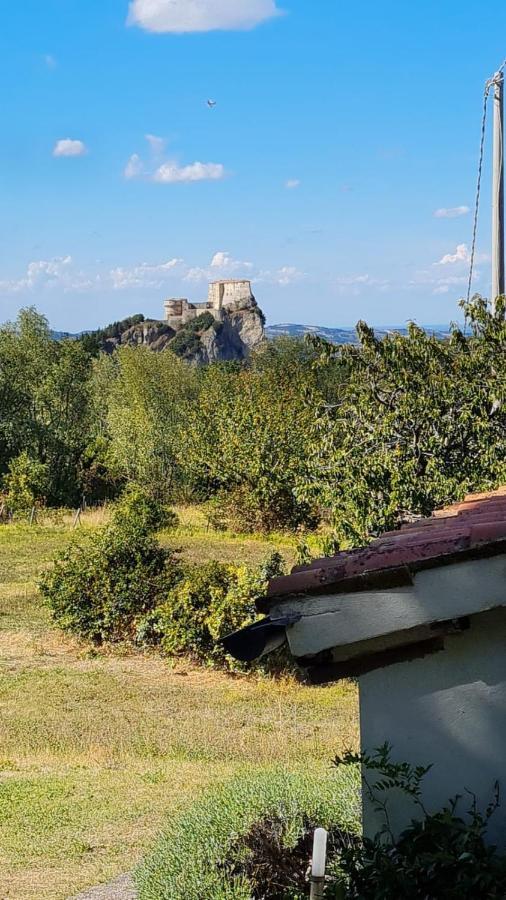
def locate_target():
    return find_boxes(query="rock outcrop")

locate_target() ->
[101,321,176,354]
[100,297,265,364]
[194,297,265,364]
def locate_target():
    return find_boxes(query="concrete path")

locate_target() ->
[70,873,137,900]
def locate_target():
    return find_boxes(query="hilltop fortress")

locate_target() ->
[164,279,255,329]
[92,278,264,364]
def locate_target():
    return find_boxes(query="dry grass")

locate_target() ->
[0,515,358,900]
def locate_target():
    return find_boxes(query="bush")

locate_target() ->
[39,517,181,644]
[136,768,360,900]
[185,312,216,333]
[112,484,179,532]
[206,485,319,535]
[327,746,506,899]
[169,315,216,359]
[2,451,49,512]
[139,553,285,670]
[170,329,202,359]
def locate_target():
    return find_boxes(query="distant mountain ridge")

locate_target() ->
[265,322,453,343]
[52,321,454,345]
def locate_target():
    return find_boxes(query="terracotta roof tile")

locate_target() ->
[265,487,506,603]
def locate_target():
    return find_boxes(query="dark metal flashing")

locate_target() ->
[221,614,301,663]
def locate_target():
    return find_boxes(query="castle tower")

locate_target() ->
[208,280,253,310]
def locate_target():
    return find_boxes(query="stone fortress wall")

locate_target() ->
[164,280,253,330]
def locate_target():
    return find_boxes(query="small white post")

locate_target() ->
[72,508,82,529]
[310,828,328,900]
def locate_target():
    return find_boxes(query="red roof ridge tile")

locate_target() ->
[264,486,506,603]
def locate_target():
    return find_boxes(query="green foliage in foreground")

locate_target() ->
[39,489,285,668]
[300,298,506,545]
[136,768,360,900]
[327,745,506,899]
[38,511,180,644]
[2,298,506,538]
[140,552,285,670]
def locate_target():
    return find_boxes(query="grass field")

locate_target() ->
[0,511,358,900]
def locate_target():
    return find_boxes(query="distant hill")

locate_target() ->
[265,323,453,343]
[52,320,455,348]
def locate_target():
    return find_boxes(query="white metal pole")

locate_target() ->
[492,71,505,312]
[310,828,328,900]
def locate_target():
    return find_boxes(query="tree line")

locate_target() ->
[1,301,505,545]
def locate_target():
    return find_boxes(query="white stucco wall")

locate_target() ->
[359,606,506,848]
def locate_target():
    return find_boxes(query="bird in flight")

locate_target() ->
[207,99,217,109]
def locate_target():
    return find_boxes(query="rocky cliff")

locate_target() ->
[193,297,265,364]
[100,296,265,363]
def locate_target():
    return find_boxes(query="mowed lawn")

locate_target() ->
[0,512,359,900]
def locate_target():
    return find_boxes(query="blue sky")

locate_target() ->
[1,0,506,330]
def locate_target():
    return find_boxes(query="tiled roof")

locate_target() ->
[263,487,506,607]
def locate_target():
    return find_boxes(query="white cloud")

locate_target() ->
[285,179,300,190]
[210,251,253,271]
[0,256,94,294]
[434,205,470,219]
[336,274,373,286]
[124,136,226,184]
[110,258,185,289]
[124,153,144,179]
[184,251,253,283]
[127,0,282,33]
[153,160,225,183]
[275,266,303,285]
[432,274,468,295]
[436,243,470,265]
[333,274,390,294]
[257,265,305,286]
[1,251,300,299]
[53,139,87,158]
[145,133,166,155]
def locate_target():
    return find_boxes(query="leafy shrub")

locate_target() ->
[170,329,202,359]
[185,312,216,333]
[155,560,234,660]
[299,300,506,546]
[138,555,282,669]
[327,745,506,899]
[169,315,217,360]
[2,451,49,512]
[136,768,360,900]
[39,517,181,644]
[112,484,179,532]
[136,552,286,670]
[207,484,319,535]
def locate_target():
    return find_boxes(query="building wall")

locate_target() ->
[208,280,252,309]
[359,606,506,849]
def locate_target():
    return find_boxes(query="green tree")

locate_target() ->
[179,346,321,530]
[298,298,506,545]
[0,308,94,504]
[105,346,198,501]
